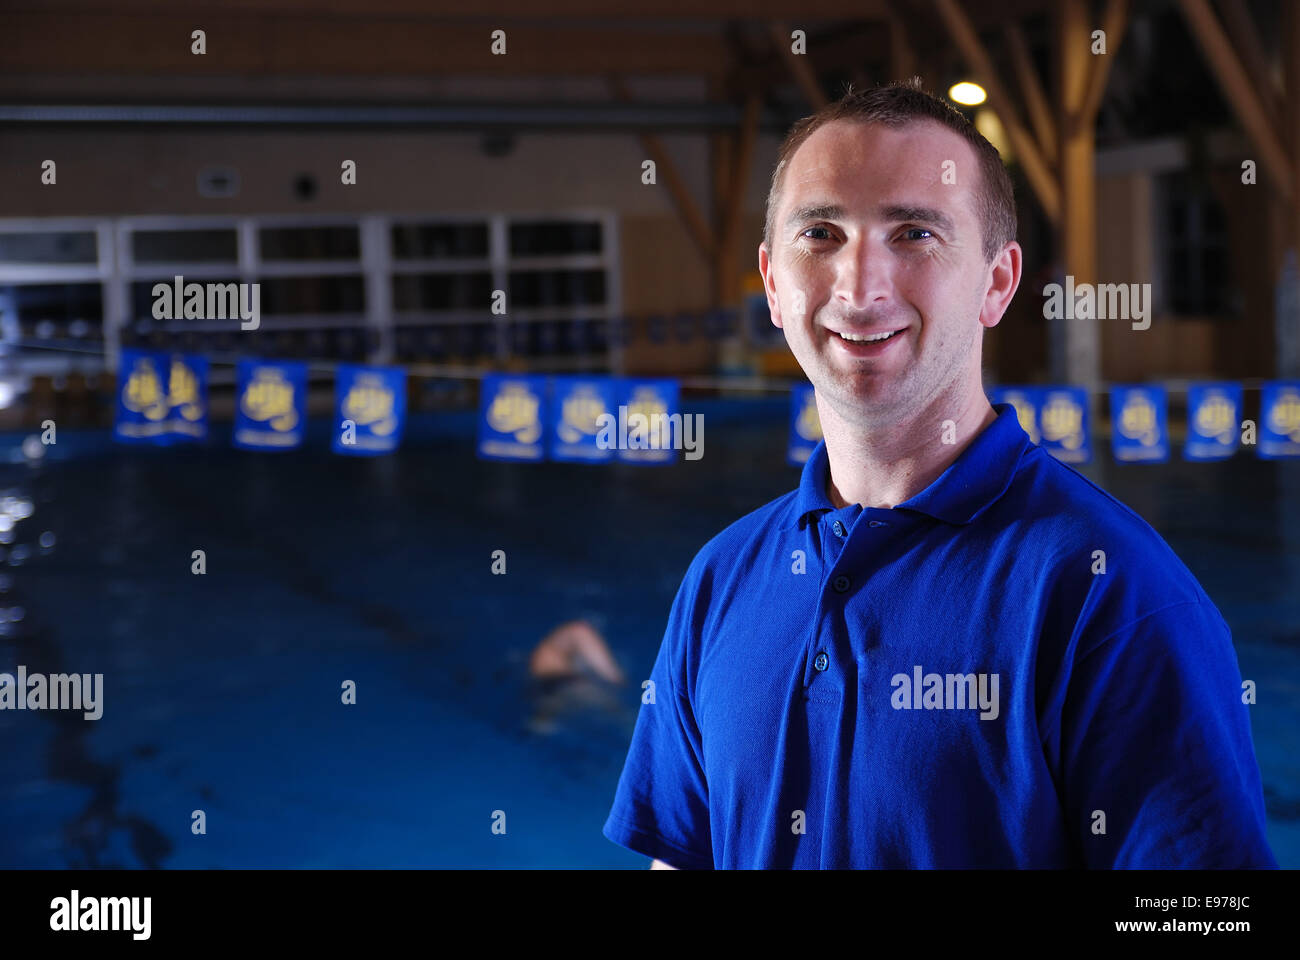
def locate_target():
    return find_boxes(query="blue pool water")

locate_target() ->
[0,397,1296,868]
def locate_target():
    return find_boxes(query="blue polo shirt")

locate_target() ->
[603,402,1276,868]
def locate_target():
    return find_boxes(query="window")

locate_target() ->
[0,231,97,264]
[0,212,619,370]
[392,223,488,260]
[132,229,237,264]
[0,282,104,344]
[259,226,360,261]
[1156,171,1231,317]
[391,214,617,368]
[509,220,602,256]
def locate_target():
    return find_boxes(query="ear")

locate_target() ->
[759,241,784,329]
[979,240,1022,330]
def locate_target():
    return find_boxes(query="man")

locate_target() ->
[602,80,1276,869]
[526,619,626,734]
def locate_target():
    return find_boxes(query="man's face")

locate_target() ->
[759,119,1006,427]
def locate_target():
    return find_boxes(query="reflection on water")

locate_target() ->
[0,406,1296,867]
[0,447,172,868]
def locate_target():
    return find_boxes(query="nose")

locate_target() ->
[834,233,893,310]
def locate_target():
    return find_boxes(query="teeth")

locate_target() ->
[838,329,897,343]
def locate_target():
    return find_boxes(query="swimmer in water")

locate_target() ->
[527,619,626,734]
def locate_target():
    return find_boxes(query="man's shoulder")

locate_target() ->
[682,487,801,578]
[1008,445,1214,606]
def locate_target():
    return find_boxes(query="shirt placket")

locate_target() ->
[803,507,895,696]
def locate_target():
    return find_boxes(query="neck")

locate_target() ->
[819,384,996,510]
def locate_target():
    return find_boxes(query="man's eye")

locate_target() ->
[802,226,833,241]
[902,228,934,241]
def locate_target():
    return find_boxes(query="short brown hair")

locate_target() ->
[763,77,1016,264]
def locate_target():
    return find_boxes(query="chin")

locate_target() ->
[833,376,905,408]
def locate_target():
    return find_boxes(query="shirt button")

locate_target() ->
[832,574,851,593]
[814,652,829,671]
[831,520,846,538]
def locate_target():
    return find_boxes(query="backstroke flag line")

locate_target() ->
[109,354,1294,463]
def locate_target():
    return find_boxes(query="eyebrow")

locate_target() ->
[785,202,956,235]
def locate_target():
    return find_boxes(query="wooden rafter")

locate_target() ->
[1002,21,1056,166]
[608,76,716,259]
[1077,0,1129,132]
[887,9,917,82]
[1220,0,1285,130]
[931,0,1062,224]
[721,92,762,257]
[735,25,889,94]
[1287,0,1300,251]
[18,0,896,17]
[768,21,829,109]
[0,14,735,76]
[709,91,763,305]
[1177,0,1294,201]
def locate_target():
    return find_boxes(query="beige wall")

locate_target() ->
[0,125,781,378]
[0,128,730,217]
[7,123,1275,384]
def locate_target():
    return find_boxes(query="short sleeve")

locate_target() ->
[602,562,713,870]
[1059,598,1276,868]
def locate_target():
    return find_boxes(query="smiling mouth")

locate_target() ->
[834,329,902,343]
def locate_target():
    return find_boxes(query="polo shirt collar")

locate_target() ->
[790,402,1031,528]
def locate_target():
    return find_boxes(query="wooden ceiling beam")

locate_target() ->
[1003,20,1056,166]
[608,75,716,259]
[888,10,918,82]
[1177,0,1293,200]
[5,0,892,18]
[721,91,762,253]
[1076,0,1128,132]
[0,14,736,75]
[931,0,1061,224]
[732,24,892,92]
[768,21,830,109]
[1220,0,1285,130]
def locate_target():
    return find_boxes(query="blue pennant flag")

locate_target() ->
[550,376,617,463]
[1038,387,1091,464]
[114,348,172,445]
[613,378,680,465]
[332,363,405,456]
[234,359,308,451]
[1110,385,1169,463]
[788,383,821,465]
[1259,380,1300,458]
[987,386,1041,444]
[163,353,208,444]
[1184,382,1242,461]
[478,374,548,461]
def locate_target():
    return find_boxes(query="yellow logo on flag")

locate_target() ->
[488,382,541,443]
[123,357,168,421]
[558,386,606,443]
[1041,394,1083,449]
[1267,388,1300,441]
[1194,392,1235,444]
[344,375,397,436]
[167,358,204,421]
[242,370,298,432]
[1118,392,1160,446]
